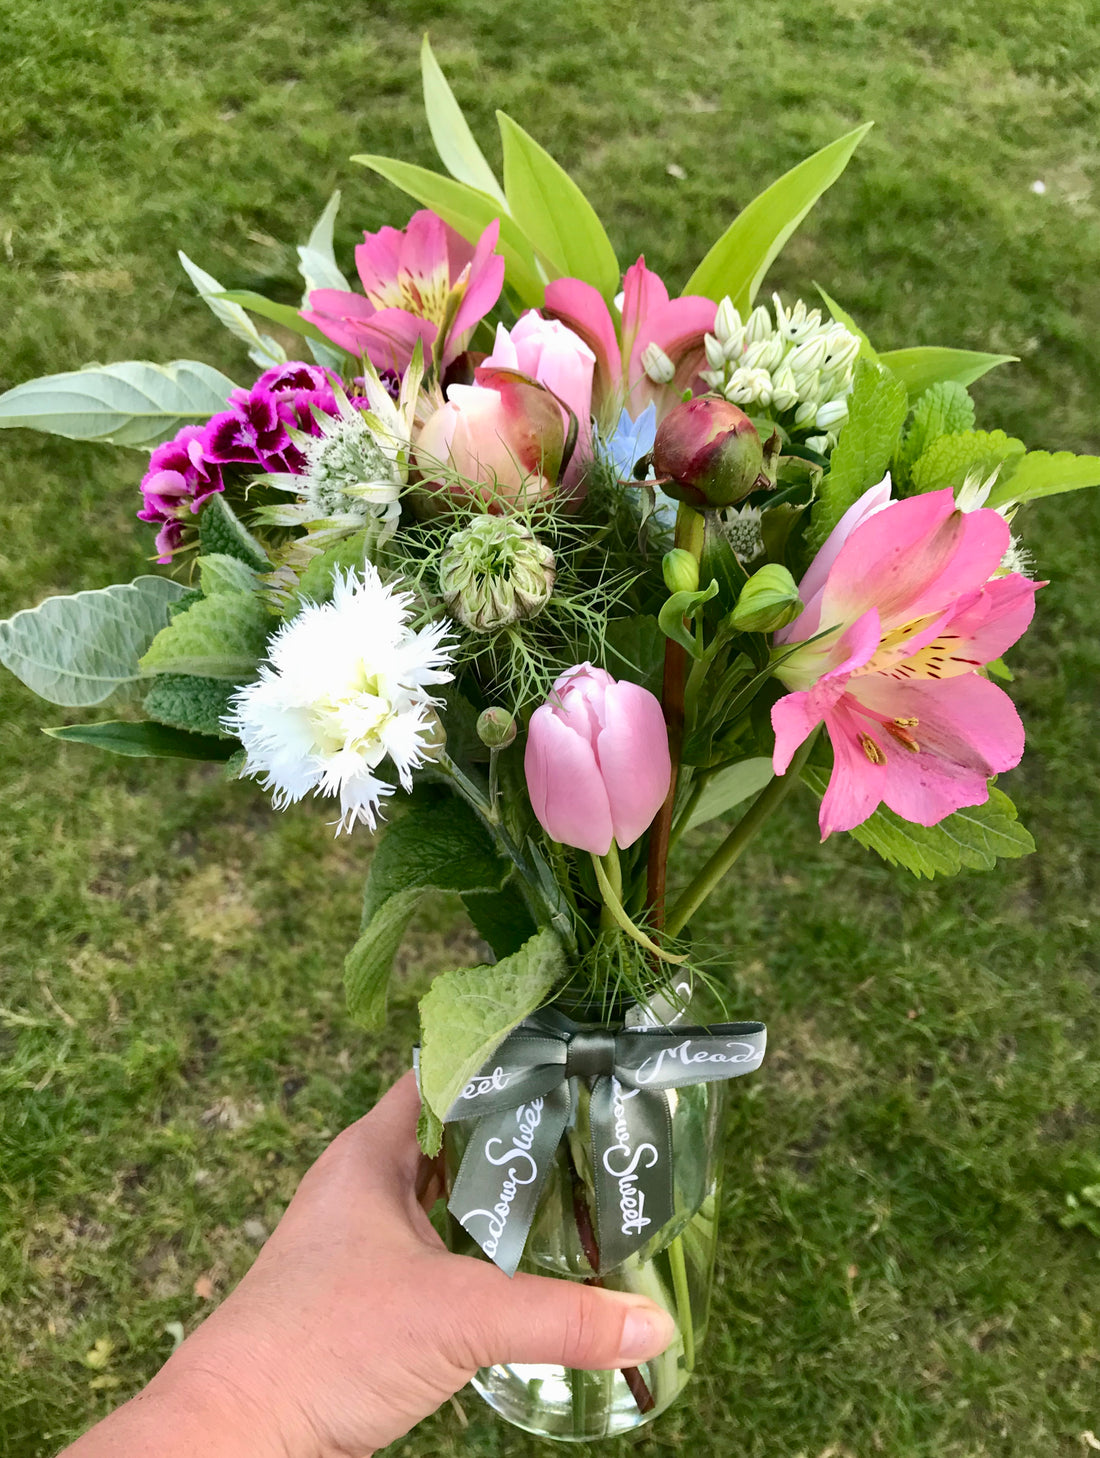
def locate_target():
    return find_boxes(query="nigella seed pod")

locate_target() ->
[439,515,556,631]
[651,395,765,508]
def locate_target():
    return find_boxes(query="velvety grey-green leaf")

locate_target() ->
[139,591,272,680]
[197,554,259,597]
[44,720,238,762]
[686,758,775,831]
[178,252,286,369]
[418,927,567,1121]
[344,888,423,1030]
[808,361,908,550]
[143,673,235,736]
[0,576,185,707]
[0,360,239,449]
[803,769,1035,877]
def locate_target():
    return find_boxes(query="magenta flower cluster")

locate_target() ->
[138,362,338,561]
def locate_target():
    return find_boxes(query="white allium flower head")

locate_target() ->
[224,565,454,834]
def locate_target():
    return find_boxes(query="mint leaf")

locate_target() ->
[143,673,235,736]
[909,429,1025,494]
[198,494,270,571]
[287,531,372,613]
[418,927,567,1123]
[139,591,271,680]
[197,554,260,597]
[985,449,1100,509]
[808,361,908,550]
[0,577,185,707]
[803,769,1035,877]
[896,381,976,483]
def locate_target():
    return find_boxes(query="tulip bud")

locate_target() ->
[477,706,517,749]
[439,515,556,631]
[729,563,804,633]
[662,547,700,595]
[652,395,765,509]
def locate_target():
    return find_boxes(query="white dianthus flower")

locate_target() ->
[224,565,454,833]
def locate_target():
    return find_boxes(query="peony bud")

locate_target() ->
[729,563,803,633]
[652,394,765,509]
[477,706,517,748]
[439,515,556,631]
[524,664,671,856]
[662,548,700,595]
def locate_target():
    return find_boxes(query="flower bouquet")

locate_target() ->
[3,38,1100,1442]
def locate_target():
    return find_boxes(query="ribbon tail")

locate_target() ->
[590,1077,675,1273]
[448,1083,571,1278]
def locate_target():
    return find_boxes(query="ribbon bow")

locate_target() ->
[441,1010,766,1277]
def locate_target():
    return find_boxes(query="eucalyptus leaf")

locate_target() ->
[877,346,1016,397]
[44,720,238,762]
[421,36,508,206]
[684,124,873,309]
[178,252,287,369]
[0,577,185,707]
[0,361,238,450]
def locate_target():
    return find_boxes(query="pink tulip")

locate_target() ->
[543,256,716,429]
[413,367,566,509]
[524,664,671,856]
[482,313,596,490]
[771,481,1042,837]
[303,210,504,374]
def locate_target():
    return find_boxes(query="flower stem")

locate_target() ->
[667,1234,695,1371]
[592,851,687,964]
[663,730,819,940]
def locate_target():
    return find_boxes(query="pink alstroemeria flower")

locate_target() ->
[303,210,504,374]
[771,479,1041,837]
[543,257,716,428]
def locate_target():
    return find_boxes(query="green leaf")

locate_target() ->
[197,553,259,597]
[297,190,350,296]
[351,155,544,308]
[178,252,287,369]
[345,795,512,1030]
[139,591,272,680]
[418,927,566,1121]
[603,615,664,698]
[215,291,341,349]
[803,769,1035,877]
[0,360,239,450]
[896,381,976,482]
[985,449,1100,509]
[0,577,185,707]
[44,720,238,761]
[463,885,538,960]
[814,284,879,362]
[686,758,775,832]
[658,580,720,658]
[143,673,235,736]
[910,429,1026,495]
[684,124,873,308]
[497,111,619,299]
[198,494,270,571]
[808,360,908,550]
[877,346,1016,398]
[287,531,372,613]
[421,36,507,207]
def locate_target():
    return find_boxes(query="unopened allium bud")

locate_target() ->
[742,336,785,373]
[815,398,849,430]
[770,364,800,413]
[729,563,803,633]
[715,296,743,346]
[439,515,556,631]
[662,547,700,595]
[477,706,517,748]
[788,333,830,384]
[744,305,772,344]
[724,367,773,407]
[793,399,819,430]
[640,341,676,385]
[704,333,726,372]
[652,395,765,509]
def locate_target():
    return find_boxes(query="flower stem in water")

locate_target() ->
[668,1233,695,1371]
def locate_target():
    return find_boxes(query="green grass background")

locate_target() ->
[2,2,1100,1454]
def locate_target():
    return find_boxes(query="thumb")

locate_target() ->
[459,1266,678,1371]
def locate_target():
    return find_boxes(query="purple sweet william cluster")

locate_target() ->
[138,362,338,561]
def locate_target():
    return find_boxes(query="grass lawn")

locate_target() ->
[2,1,1100,1454]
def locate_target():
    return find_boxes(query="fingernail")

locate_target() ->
[618,1305,677,1362]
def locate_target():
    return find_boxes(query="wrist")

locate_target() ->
[147,1346,314,1458]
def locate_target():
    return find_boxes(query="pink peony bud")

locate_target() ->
[524,664,671,856]
[652,394,764,508]
[413,368,566,510]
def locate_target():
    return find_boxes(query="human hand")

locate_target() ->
[63,1071,675,1458]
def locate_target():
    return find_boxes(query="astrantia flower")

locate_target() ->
[771,477,1041,837]
[224,565,454,833]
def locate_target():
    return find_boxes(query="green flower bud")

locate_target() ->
[729,563,804,633]
[439,516,556,632]
[476,706,517,749]
[652,395,765,509]
[662,548,700,595]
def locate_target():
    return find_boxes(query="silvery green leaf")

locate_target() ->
[196,553,259,597]
[0,577,185,706]
[178,251,286,369]
[297,190,350,297]
[139,590,272,680]
[0,360,239,449]
[686,758,775,831]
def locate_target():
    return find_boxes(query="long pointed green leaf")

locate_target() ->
[421,35,507,207]
[44,720,237,761]
[351,154,544,307]
[216,291,343,349]
[684,124,873,309]
[497,111,620,300]
[814,283,880,362]
[297,190,350,296]
[877,346,1016,397]
[179,252,287,368]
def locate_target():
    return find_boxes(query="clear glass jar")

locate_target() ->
[443,1012,727,1442]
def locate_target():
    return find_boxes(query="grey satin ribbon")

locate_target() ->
[440,1010,766,1277]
